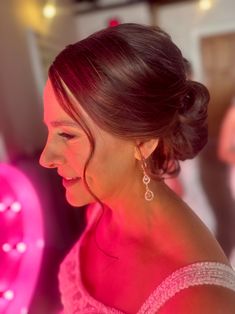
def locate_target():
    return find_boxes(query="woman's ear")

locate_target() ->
[134,138,159,160]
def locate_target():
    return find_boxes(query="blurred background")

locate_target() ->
[0,0,235,313]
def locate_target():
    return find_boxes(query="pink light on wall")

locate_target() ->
[107,17,120,27]
[0,163,44,314]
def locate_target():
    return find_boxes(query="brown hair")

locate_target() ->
[49,23,209,180]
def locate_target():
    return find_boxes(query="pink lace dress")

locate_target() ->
[58,204,235,313]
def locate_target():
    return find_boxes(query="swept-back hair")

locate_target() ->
[49,23,209,180]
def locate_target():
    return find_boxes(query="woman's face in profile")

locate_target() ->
[40,79,138,207]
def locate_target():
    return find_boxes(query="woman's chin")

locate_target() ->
[65,191,92,207]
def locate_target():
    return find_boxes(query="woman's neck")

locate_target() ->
[93,180,176,252]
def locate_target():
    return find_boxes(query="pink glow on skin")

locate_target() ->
[40,80,178,246]
[40,80,191,284]
[0,163,44,314]
[40,79,141,211]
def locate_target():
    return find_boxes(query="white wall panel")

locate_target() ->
[157,0,235,80]
[75,2,151,39]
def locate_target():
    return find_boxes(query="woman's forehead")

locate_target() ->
[43,79,100,134]
[43,79,71,123]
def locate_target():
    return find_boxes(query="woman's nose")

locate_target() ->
[39,147,55,169]
[39,145,62,169]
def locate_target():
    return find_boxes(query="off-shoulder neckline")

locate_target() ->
[73,203,235,314]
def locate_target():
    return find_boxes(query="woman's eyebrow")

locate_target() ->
[44,120,80,128]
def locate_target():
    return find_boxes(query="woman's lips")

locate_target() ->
[62,177,81,188]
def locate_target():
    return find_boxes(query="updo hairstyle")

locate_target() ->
[49,23,209,179]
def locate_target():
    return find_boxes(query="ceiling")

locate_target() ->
[73,0,194,3]
[72,0,196,14]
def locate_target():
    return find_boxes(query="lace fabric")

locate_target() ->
[58,205,235,313]
[58,240,123,314]
[138,261,235,313]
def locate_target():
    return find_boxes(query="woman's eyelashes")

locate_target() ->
[58,132,76,140]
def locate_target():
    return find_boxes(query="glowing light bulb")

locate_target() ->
[10,201,22,213]
[199,0,213,11]
[43,2,56,19]
[3,290,14,300]
[16,242,27,253]
[2,243,12,252]
[0,202,6,212]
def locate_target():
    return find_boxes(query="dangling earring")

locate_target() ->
[141,161,154,201]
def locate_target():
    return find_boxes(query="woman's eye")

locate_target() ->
[58,132,75,140]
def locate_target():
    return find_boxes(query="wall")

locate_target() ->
[0,0,78,160]
[157,0,235,233]
[75,2,152,39]
[157,0,235,80]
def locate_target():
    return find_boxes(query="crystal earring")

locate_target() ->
[142,162,154,201]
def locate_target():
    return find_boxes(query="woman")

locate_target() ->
[39,23,235,313]
[218,97,235,199]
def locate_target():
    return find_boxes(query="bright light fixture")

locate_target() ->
[2,243,12,252]
[16,242,27,253]
[3,290,14,300]
[199,0,213,11]
[11,201,22,213]
[43,2,56,19]
[0,202,6,212]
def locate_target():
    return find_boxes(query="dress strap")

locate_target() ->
[138,262,235,314]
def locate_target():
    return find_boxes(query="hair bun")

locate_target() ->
[172,80,209,160]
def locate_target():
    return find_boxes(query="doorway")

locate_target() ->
[200,32,235,137]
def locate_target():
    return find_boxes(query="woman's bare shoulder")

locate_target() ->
[161,193,229,265]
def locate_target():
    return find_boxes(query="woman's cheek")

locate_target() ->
[66,143,90,172]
